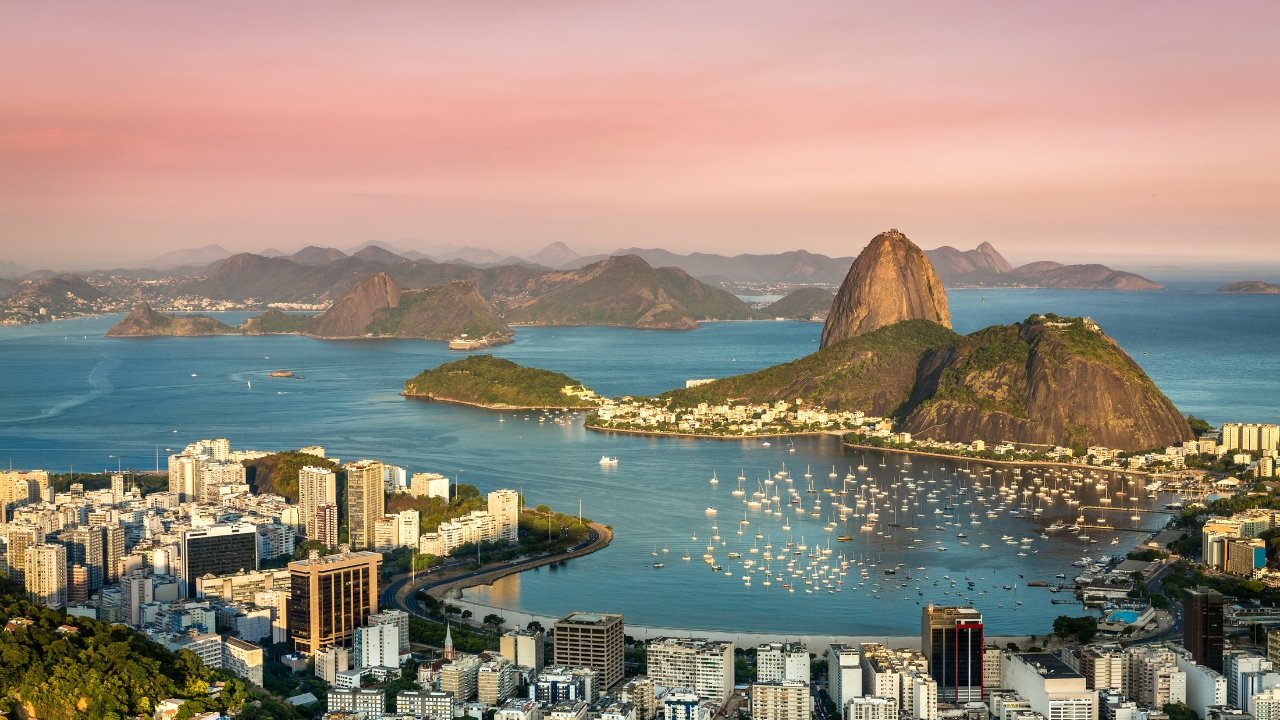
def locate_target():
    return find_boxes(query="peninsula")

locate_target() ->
[403,355,603,409]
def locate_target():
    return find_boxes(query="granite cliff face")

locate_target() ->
[900,316,1193,452]
[106,302,235,336]
[365,281,511,341]
[309,272,402,338]
[820,229,951,348]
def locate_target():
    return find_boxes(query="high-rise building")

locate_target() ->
[67,564,90,605]
[167,453,206,502]
[180,523,259,596]
[354,622,400,669]
[25,542,67,608]
[287,550,382,655]
[489,489,521,542]
[59,525,105,591]
[345,460,385,551]
[553,612,625,690]
[1186,588,1226,672]
[844,696,898,720]
[757,641,809,683]
[828,644,863,710]
[502,628,546,671]
[298,466,337,543]
[223,637,265,686]
[922,605,985,702]
[1081,645,1127,691]
[100,524,125,584]
[1002,653,1097,720]
[751,681,812,720]
[315,503,339,548]
[646,637,734,704]
[369,609,411,655]
[110,473,125,504]
[479,657,518,706]
[4,523,42,585]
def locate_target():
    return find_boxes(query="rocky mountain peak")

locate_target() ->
[310,272,402,337]
[820,229,951,348]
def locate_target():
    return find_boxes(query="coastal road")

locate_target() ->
[379,520,613,622]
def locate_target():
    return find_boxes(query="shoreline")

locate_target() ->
[403,393,600,412]
[584,423,841,441]
[840,440,1151,475]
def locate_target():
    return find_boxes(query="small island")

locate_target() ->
[1218,280,1280,294]
[403,355,603,410]
[106,302,236,337]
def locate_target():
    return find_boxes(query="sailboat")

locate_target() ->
[246,380,252,390]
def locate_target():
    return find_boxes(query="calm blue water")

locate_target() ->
[0,282,1276,635]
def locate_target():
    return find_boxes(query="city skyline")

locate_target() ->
[3,1,1279,270]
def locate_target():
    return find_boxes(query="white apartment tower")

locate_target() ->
[757,641,809,683]
[25,542,67,608]
[646,637,734,705]
[489,489,521,542]
[298,466,337,543]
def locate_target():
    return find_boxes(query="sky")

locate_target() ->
[2,0,1278,271]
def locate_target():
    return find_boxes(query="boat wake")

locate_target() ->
[0,353,121,424]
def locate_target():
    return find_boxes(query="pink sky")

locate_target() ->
[2,0,1278,269]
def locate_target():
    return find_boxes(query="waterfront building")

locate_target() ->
[646,637,734,705]
[399,689,457,718]
[1186,588,1226,672]
[619,676,656,720]
[441,654,482,701]
[298,466,337,543]
[286,549,381,655]
[489,489,521,542]
[328,688,386,716]
[828,644,863,710]
[354,622,400,670]
[502,627,546,671]
[1001,653,1097,720]
[553,612,624,690]
[24,542,66,608]
[752,681,812,720]
[180,523,259,595]
[410,472,450,500]
[345,459,386,551]
[757,641,809,683]
[479,657,517,706]
[223,637,264,686]
[922,605,985,702]
[844,696,897,720]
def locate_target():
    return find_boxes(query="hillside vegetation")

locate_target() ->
[242,451,342,501]
[404,355,601,409]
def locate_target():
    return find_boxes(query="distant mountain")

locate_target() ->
[106,302,235,336]
[526,242,582,268]
[259,247,287,257]
[925,241,1012,276]
[309,272,403,337]
[503,255,762,329]
[136,243,232,270]
[351,245,410,265]
[0,277,19,299]
[763,287,835,320]
[614,247,855,284]
[364,281,510,341]
[289,246,348,266]
[440,247,510,266]
[925,244,1162,290]
[1010,262,1163,290]
[1218,280,1280,294]
[2,274,106,318]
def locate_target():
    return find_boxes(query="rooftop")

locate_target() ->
[559,612,623,625]
[1013,653,1083,679]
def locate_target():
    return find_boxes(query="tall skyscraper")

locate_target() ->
[59,525,105,591]
[553,612,625,690]
[922,605,985,702]
[25,543,67,608]
[100,524,125,584]
[110,473,125,504]
[1185,588,1225,672]
[298,466,338,543]
[488,489,521,542]
[287,550,382,655]
[180,523,259,596]
[345,460,385,551]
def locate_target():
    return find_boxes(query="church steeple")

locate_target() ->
[443,622,456,661]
